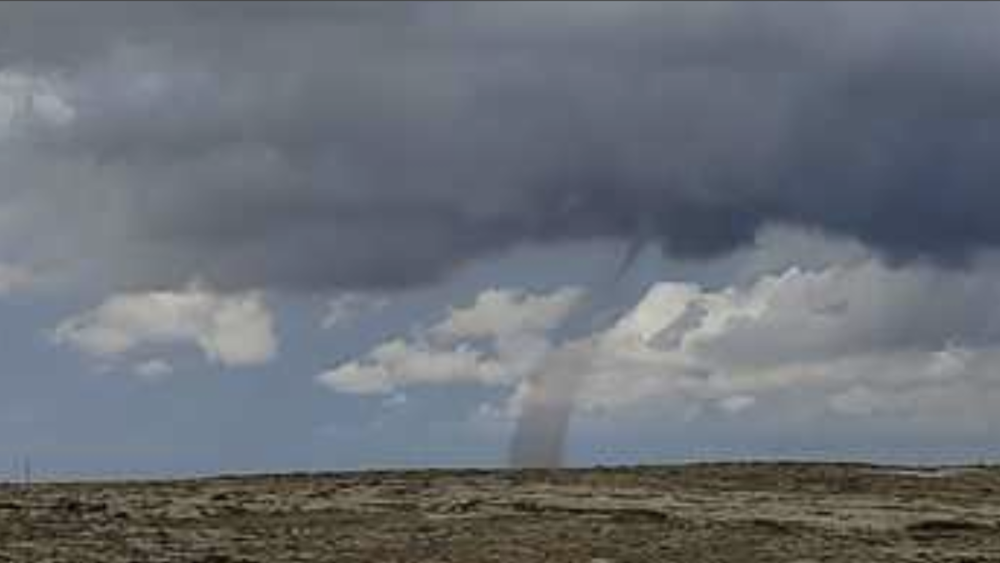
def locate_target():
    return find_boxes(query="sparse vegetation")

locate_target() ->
[1,463,999,562]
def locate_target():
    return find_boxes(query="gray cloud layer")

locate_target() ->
[3,2,1000,292]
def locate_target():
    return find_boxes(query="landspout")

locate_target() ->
[508,348,584,468]
[508,239,646,469]
[508,390,573,469]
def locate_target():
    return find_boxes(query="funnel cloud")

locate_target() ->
[510,240,646,468]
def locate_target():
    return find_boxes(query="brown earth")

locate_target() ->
[1,463,999,562]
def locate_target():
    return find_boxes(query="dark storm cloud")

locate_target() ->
[4,2,1000,292]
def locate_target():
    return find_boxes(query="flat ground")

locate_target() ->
[1,463,999,562]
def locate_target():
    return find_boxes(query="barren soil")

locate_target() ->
[2,463,999,562]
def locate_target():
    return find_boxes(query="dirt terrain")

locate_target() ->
[1,462,999,562]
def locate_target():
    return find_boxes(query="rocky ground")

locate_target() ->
[1,463,999,562]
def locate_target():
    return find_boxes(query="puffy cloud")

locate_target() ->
[53,283,277,368]
[321,292,389,329]
[0,70,74,139]
[430,287,586,341]
[317,286,585,395]
[323,260,1000,433]
[4,4,1000,293]
[131,358,174,381]
[718,394,756,415]
[317,339,508,395]
[561,261,1000,430]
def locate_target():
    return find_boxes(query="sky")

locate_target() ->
[3,1,1000,479]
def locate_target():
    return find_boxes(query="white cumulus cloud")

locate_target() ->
[318,338,508,395]
[555,260,1000,431]
[321,260,1000,434]
[321,292,389,329]
[430,287,586,341]
[54,282,277,368]
[132,359,175,381]
[317,286,585,395]
[0,70,74,139]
